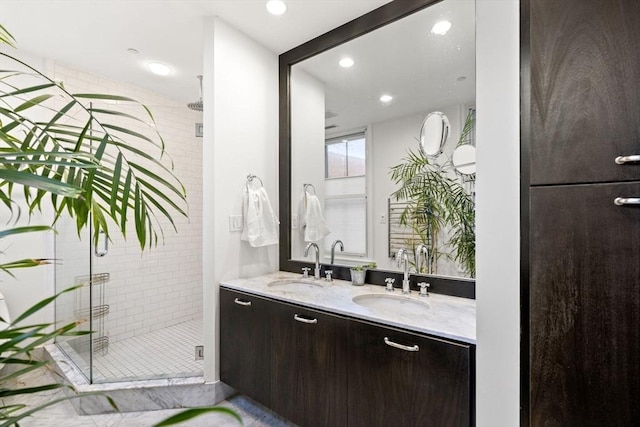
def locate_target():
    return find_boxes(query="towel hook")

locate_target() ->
[303,183,316,195]
[246,174,264,191]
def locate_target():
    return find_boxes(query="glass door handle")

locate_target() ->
[94,230,108,257]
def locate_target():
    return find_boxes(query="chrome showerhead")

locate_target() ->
[187,100,203,111]
[188,75,203,111]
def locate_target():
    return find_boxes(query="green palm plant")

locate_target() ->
[0,30,187,258]
[389,111,476,277]
[0,24,241,426]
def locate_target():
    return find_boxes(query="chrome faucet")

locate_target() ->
[304,242,321,280]
[330,239,344,264]
[396,248,411,294]
[415,244,429,275]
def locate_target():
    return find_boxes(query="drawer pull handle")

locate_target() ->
[384,337,419,352]
[615,155,640,164]
[234,298,251,307]
[614,197,640,206]
[293,314,317,324]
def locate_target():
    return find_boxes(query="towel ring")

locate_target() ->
[303,183,316,194]
[246,174,264,191]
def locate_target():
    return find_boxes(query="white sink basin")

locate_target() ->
[352,294,430,316]
[267,279,325,292]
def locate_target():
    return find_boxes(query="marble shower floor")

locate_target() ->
[2,366,296,427]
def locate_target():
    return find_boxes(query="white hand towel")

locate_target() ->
[298,191,330,242]
[241,187,279,247]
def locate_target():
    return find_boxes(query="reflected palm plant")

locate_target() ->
[389,112,476,277]
[0,24,241,426]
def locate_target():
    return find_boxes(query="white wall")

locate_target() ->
[475,1,520,425]
[202,17,279,382]
[290,67,326,261]
[0,51,57,328]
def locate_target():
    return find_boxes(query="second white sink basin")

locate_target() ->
[267,279,325,292]
[352,294,430,316]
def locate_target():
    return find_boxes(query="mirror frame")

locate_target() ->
[278,0,475,298]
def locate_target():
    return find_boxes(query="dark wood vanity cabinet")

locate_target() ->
[348,320,473,427]
[270,303,348,427]
[220,287,475,426]
[220,288,347,426]
[219,289,272,407]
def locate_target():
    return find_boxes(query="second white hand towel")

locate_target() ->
[298,190,330,242]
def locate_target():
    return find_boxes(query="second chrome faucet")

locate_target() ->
[396,248,411,294]
[304,242,321,280]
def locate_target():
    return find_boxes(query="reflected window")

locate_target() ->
[325,133,366,179]
[324,131,367,258]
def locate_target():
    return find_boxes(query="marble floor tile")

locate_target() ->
[2,366,294,427]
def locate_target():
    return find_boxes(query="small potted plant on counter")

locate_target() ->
[350,262,377,286]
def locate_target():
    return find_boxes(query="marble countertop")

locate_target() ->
[220,271,476,344]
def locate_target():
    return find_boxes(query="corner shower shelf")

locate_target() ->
[74,304,110,319]
[74,272,110,355]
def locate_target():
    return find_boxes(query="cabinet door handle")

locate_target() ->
[293,314,318,324]
[384,337,419,352]
[614,197,640,206]
[615,155,640,164]
[234,298,251,307]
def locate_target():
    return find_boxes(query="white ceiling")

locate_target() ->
[296,0,475,132]
[0,0,390,104]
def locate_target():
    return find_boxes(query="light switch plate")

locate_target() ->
[229,215,243,232]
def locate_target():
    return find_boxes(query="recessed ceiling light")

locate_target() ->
[431,20,452,35]
[339,57,355,68]
[379,94,393,103]
[147,62,172,76]
[266,0,287,15]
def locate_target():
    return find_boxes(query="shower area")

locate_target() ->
[50,82,204,385]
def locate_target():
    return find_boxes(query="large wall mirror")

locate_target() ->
[279,0,476,295]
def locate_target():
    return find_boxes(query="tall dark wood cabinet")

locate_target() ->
[525,0,640,425]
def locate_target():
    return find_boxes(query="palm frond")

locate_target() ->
[0,52,188,249]
[0,24,17,48]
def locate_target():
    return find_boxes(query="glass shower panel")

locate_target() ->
[54,101,203,384]
[54,216,93,382]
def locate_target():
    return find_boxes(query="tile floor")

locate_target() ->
[59,319,203,382]
[3,366,295,426]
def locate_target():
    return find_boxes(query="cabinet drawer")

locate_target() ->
[348,320,473,427]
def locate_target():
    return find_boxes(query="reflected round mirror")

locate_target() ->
[452,144,476,175]
[419,112,450,157]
